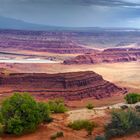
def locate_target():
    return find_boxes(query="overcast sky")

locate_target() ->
[1,0,140,27]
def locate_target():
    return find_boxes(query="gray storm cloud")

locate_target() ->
[0,0,140,27]
[1,0,140,6]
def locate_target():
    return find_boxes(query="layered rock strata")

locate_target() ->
[0,71,126,100]
[64,48,140,64]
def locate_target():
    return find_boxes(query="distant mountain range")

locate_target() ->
[0,16,140,31]
[0,16,60,31]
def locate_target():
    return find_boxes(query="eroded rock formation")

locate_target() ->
[0,29,96,54]
[64,48,140,64]
[0,71,126,100]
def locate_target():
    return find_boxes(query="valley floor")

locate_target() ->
[1,61,140,89]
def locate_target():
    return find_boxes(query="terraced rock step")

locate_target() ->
[0,71,126,100]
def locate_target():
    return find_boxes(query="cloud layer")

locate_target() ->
[0,0,140,27]
[2,0,140,6]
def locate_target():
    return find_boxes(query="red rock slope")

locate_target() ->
[0,71,126,100]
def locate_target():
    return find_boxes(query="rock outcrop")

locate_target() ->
[0,29,96,54]
[104,48,140,59]
[0,71,126,100]
[64,48,140,64]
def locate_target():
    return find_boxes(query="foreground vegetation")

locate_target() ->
[68,120,96,135]
[95,109,140,140]
[105,109,140,139]
[0,92,67,136]
[125,93,140,104]
[94,93,140,139]
[0,93,51,135]
[86,103,94,110]
[48,98,67,113]
[1,92,140,139]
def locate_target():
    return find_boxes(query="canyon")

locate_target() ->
[0,29,140,140]
[1,29,140,65]
[0,29,96,54]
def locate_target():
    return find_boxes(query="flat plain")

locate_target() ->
[2,61,139,89]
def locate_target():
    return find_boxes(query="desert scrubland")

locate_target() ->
[0,29,140,140]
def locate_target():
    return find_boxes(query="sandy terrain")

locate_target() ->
[66,94,125,108]
[113,132,140,140]
[1,61,140,89]
[67,108,106,121]
[67,101,140,122]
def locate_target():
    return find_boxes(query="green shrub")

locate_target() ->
[50,131,64,140]
[86,103,94,110]
[125,93,140,104]
[95,135,106,140]
[105,109,140,139]
[48,98,67,113]
[0,123,4,136]
[0,92,50,135]
[68,120,95,135]
[0,112,3,124]
[38,102,51,123]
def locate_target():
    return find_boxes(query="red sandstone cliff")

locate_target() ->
[63,48,140,64]
[0,71,126,100]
